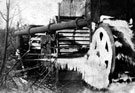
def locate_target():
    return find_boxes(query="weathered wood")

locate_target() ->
[91,0,100,23]
[60,0,86,16]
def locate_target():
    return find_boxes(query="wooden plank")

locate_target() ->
[58,45,89,49]
[57,29,89,32]
[60,0,86,16]
[59,39,90,41]
[59,41,89,45]
[59,36,90,38]
[58,33,90,36]
[30,37,41,41]
[58,37,90,40]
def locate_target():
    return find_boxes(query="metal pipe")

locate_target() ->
[14,18,87,36]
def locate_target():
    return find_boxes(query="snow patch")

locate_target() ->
[103,20,135,51]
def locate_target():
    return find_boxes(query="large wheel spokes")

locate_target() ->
[85,24,115,89]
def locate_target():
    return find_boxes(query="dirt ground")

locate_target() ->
[0,60,135,93]
[0,79,135,93]
[57,80,135,93]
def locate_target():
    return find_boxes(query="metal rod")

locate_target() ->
[14,19,87,36]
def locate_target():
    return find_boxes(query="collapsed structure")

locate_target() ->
[14,0,135,89]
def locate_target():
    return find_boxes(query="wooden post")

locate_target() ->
[85,0,92,42]
[58,3,61,23]
[91,0,100,23]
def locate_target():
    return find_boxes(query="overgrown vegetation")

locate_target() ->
[0,28,17,89]
[0,28,58,93]
[0,28,16,61]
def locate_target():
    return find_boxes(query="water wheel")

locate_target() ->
[85,23,116,89]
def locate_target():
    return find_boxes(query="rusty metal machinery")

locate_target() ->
[15,20,135,89]
[14,19,88,36]
[14,0,135,89]
[14,16,91,83]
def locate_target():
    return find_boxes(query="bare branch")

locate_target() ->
[8,33,16,50]
[0,0,11,77]
[9,7,26,20]
[9,8,16,28]
[0,11,7,21]
[6,0,10,9]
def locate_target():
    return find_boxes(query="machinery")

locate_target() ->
[15,0,135,89]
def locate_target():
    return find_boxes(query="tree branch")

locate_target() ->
[9,9,16,28]
[0,11,7,21]
[9,7,26,21]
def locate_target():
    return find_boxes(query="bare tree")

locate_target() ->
[0,0,10,77]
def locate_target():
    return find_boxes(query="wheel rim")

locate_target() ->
[91,27,113,72]
[85,25,115,89]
